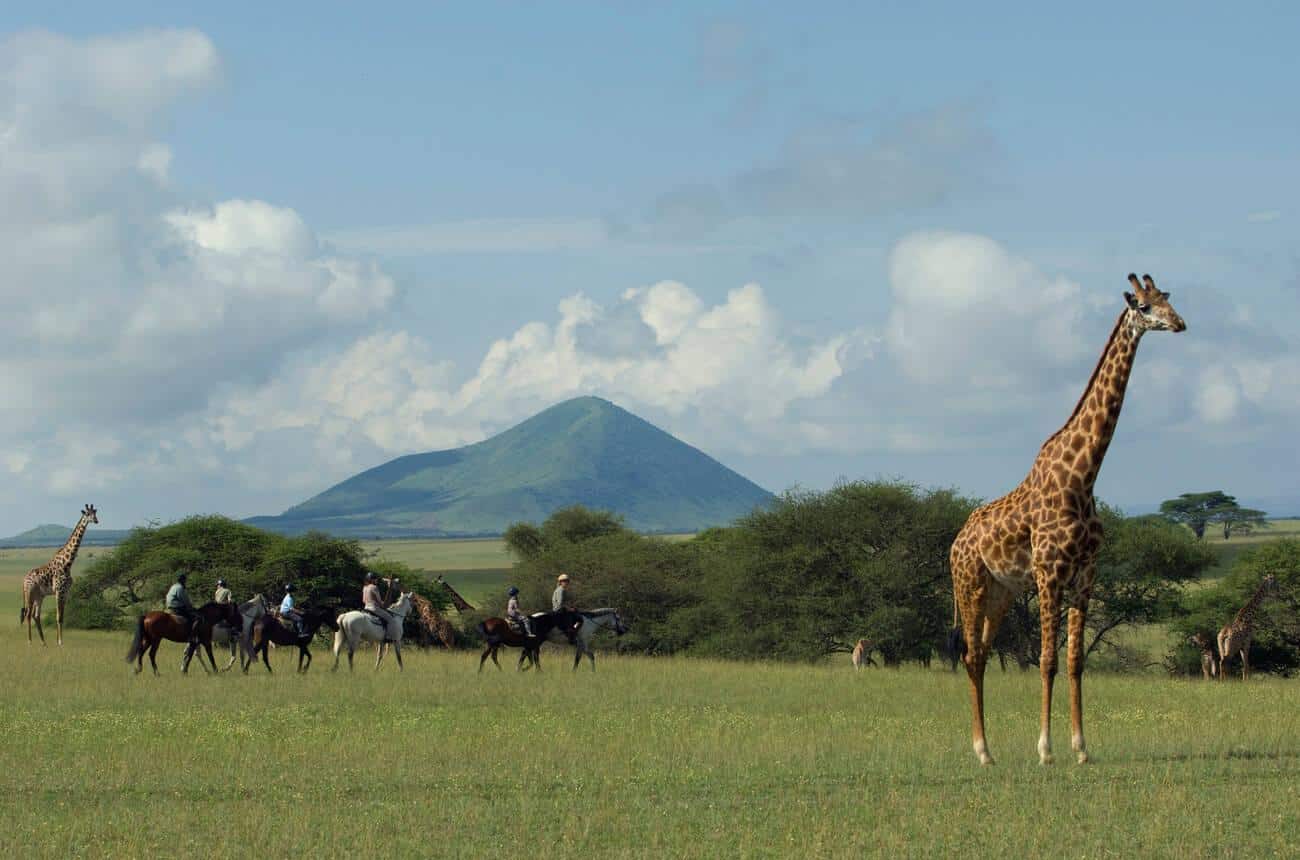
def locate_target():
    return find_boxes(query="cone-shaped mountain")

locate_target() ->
[245,397,773,536]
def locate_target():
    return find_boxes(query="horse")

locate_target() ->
[125,601,243,675]
[476,610,583,672]
[332,593,414,672]
[569,608,627,671]
[250,605,340,674]
[210,594,267,672]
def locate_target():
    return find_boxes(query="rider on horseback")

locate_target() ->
[505,586,533,637]
[214,578,233,605]
[165,571,200,643]
[279,584,304,636]
[361,571,397,641]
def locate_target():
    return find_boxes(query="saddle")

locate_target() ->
[362,608,395,642]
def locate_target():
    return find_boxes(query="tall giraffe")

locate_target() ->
[1216,574,1278,681]
[435,575,475,613]
[20,503,99,646]
[951,274,1185,765]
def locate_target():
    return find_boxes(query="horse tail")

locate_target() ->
[331,624,344,658]
[126,615,145,663]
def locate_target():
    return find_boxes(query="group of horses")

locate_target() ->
[122,590,627,675]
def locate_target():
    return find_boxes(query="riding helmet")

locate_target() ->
[284,583,294,593]
[176,571,188,583]
[365,571,377,581]
[508,586,519,596]
[216,579,227,587]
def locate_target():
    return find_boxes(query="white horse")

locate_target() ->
[570,608,627,671]
[332,592,413,672]
[210,594,268,672]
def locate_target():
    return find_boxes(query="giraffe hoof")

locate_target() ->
[1039,753,1055,765]
[1076,751,1089,764]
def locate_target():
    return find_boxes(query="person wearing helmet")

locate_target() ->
[214,578,233,605]
[552,573,573,612]
[361,571,398,640]
[505,586,533,637]
[279,583,304,636]
[165,571,200,643]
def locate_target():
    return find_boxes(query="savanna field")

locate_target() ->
[2,538,1299,858]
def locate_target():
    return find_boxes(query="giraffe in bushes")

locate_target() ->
[950,274,1186,765]
[1217,574,1278,681]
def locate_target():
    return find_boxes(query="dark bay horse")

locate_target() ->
[126,601,242,675]
[477,610,582,672]
[250,606,339,673]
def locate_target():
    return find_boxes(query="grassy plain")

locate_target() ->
[2,616,1298,858]
[4,534,1300,857]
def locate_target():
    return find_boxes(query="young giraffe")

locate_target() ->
[1216,574,1278,681]
[951,274,1185,765]
[20,503,99,646]
[1189,632,1218,680]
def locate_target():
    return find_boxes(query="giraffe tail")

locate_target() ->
[126,615,145,663]
[19,607,25,624]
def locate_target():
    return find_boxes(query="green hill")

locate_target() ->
[246,396,774,537]
[0,524,128,548]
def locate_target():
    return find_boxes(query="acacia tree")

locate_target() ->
[1159,491,1237,539]
[1216,506,1268,540]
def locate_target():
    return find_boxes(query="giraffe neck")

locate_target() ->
[51,515,92,572]
[441,580,473,612]
[1036,311,1143,493]
[1234,583,1271,627]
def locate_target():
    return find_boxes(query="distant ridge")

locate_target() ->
[2,399,772,543]
[246,396,774,537]
[0,523,128,548]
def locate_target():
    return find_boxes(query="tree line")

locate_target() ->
[506,483,1298,675]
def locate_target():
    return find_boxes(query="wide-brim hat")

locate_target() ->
[557,573,570,582]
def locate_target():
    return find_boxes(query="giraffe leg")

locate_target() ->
[1240,646,1250,681]
[955,556,1010,766]
[1067,586,1092,764]
[1036,577,1063,765]
[33,603,47,645]
[56,592,66,646]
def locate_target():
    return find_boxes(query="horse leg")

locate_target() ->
[573,645,582,671]
[517,648,528,671]
[149,640,161,675]
[394,643,403,671]
[202,641,218,674]
[374,642,385,671]
[300,647,312,673]
[260,641,273,673]
[479,645,492,673]
[587,647,596,672]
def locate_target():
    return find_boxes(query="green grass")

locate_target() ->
[2,622,1298,858]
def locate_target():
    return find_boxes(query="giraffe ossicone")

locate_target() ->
[950,273,1185,765]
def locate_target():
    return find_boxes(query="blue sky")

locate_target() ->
[1,3,1297,533]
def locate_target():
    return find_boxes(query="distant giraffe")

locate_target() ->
[851,638,875,669]
[435,575,475,613]
[951,274,1185,765]
[20,504,99,645]
[1217,574,1278,681]
[1189,632,1218,680]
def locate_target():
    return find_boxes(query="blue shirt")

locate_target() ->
[280,594,295,613]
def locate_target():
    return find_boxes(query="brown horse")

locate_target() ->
[477,610,582,672]
[125,601,242,675]
[250,606,339,674]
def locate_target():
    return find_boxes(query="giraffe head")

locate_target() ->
[81,504,99,524]
[1261,573,1278,592]
[1125,273,1186,333]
